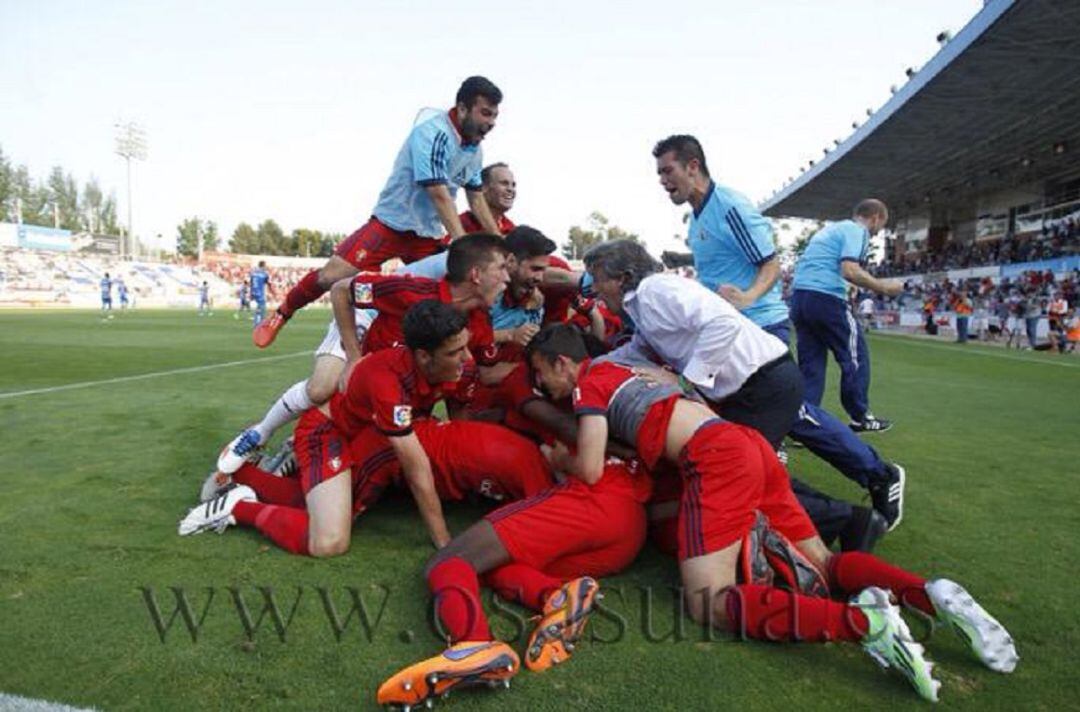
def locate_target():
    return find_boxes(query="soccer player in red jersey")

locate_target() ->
[330,233,508,378]
[484,227,557,375]
[214,233,510,474]
[459,162,516,235]
[376,454,651,708]
[254,77,503,348]
[180,301,552,556]
[526,324,1017,701]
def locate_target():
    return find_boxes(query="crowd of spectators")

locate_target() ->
[871,217,1079,277]
[848,268,1078,350]
[201,259,315,300]
[0,248,335,307]
[854,268,1075,313]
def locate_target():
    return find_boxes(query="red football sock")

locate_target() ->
[726,584,869,642]
[232,501,310,556]
[233,463,304,507]
[828,552,934,616]
[427,557,492,643]
[279,270,326,318]
[483,563,561,612]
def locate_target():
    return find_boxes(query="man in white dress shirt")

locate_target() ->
[583,240,888,547]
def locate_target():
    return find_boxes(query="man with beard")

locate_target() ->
[255,76,504,347]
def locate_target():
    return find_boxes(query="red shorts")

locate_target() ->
[677,420,816,561]
[412,419,553,501]
[294,409,351,496]
[344,419,554,513]
[346,425,401,517]
[335,217,446,271]
[486,469,647,579]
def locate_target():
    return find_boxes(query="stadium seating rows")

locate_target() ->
[0,248,320,308]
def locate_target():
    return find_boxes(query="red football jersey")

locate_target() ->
[540,255,577,325]
[329,346,478,439]
[459,211,515,235]
[567,301,624,345]
[572,359,679,470]
[349,273,499,366]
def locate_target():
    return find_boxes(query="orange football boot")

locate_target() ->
[376,640,519,709]
[252,311,287,348]
[524,576,601,672]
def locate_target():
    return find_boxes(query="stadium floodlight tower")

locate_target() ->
[114,121,147,259]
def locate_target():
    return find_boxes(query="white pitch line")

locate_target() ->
[870,332,1080,369]
[0,692,100,711]
[0,351,310,400]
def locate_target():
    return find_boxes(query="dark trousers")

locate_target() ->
[790,289,872,421]
[763,321,890,490]
[956,316,969,343]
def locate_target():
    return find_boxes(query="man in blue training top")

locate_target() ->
[100,272,112,311]
[791,200,902,433]
[254,76,503,348]
[249,261,271,328]
[651,134,905,532]
[116,277,129,309]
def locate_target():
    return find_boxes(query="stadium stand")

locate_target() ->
[0,247,329,309]
[759,0,1080,348]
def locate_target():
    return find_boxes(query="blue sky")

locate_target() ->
[0,0,983,255]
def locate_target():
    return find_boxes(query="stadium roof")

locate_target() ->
[760,0,1080,221]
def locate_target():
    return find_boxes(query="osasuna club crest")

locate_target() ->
[393,405,412,428]
[353,281,373,304]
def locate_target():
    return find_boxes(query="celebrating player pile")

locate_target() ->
[177,77,1017,707]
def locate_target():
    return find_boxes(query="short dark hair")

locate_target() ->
[403,300,468,352]
[652,134,710,178]
[446,233,509,283]
[526,323,589,365]
[456,76,502,109]
[481,162,510,185]
[583,240,661,292]
[504,225,556,260]
[854,198,888,220]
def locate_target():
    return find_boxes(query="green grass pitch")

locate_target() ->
[1,308,1078,710]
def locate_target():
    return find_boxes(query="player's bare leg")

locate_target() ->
[679,542,741,628]
[305,354,347,404]
[303,471,354,557]
[427,520,512,577]
[254,255,359,347]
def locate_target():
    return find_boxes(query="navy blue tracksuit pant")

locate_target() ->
[789,289,871,422]
[763,320,889,490]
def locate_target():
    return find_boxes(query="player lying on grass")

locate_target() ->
[181,301,552,554]
[376,454,651,709]
[215,232,511,477]
[528,324,1018,702]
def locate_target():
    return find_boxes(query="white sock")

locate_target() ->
[254,380,312,441]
